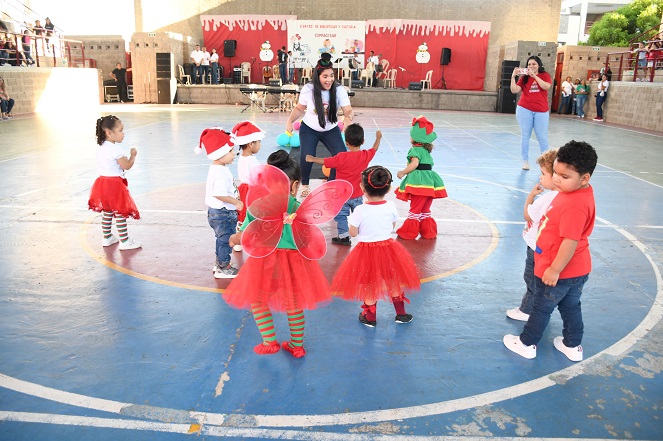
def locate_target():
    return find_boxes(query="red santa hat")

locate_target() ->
[194,127,235,160]
[231,121,266,146]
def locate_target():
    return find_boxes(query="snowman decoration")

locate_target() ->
[260,41,274,62]
[416,42,430,64]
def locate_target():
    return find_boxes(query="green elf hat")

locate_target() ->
[410,115,437,144]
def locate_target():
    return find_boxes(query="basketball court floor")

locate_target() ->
[0,102,661,440]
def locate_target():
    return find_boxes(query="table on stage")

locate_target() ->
[239,86,300,113]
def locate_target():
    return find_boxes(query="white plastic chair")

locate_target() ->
[383,68,397,88]
[241,62,251,84]
[421,70,433,89]
[178,64,191,85]
[360,62,375,87]
[300,66,312,84]
[340,68,352,87]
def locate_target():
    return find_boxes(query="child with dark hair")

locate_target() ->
[395,116,448,240]
[306,123,382,246]
[331,166,421,327]
[196,128,242,279]
[231,120,265,252]
[87,115,141,250]
[504,140,598,362]
[224,150,337,358]
[506,148,559,322]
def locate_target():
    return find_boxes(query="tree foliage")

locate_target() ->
[586,0,663,46]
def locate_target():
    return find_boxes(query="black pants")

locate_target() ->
[116,81,128,102]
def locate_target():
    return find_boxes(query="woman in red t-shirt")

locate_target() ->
[510,55,552,171]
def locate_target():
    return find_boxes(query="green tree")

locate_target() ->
[586,0,663,46]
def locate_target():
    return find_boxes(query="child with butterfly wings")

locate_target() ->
[224,150,352,358]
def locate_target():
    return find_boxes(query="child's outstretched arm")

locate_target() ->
[371,130,382,151]
[305,155,325,165]
[117,148,137,171]
[523,183,544,222]
[397,157,419,179]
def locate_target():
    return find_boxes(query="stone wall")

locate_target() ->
[583,81,663,131]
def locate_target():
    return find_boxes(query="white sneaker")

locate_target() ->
[102,235,119,247]
[522,161,530,170]
[233,244,243,252]
[553,336,583,361]
[214,264,238,279]
[119,237,142,251]
[503,334,536,359]
[506,308,530,322]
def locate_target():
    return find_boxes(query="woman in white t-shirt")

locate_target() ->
[285,52,355,197]
[593,74,609,122]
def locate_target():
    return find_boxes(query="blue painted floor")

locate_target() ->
[0,103,662,440]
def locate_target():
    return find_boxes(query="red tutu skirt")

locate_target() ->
[88,176,140,219]
[331,239,421,302]
[223,249,331,312]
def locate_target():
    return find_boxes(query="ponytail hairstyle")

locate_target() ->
[521,55,545,88]
[312,52,337,128]
[361,165,392,198]
[267,149,302,184]
[96,115,120,146]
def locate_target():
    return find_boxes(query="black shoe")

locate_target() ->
[332,236,351,246]
[358,312,376,327]
[395,314,413,324]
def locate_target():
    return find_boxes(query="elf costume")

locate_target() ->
[394,116,447,240]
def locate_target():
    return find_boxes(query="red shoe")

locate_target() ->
[281,341,306,358]
[253,341,281,355]
[396,218,420,240]
[419,217,438,239]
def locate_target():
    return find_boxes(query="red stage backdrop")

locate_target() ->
[201,15,295,84]
[201,16,489,90]
[366,20,490,90]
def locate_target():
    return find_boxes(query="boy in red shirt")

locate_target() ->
[306,124,381,245]
[504,140,597,362]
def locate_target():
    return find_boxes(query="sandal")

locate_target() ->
[299,186,311,198]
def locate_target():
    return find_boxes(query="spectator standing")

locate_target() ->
[557,76,572,115]
[210,48,219,84]
[574,79,590,119]
[190,44,204,84]
[278,46,288,84]
[200,46,211,84]
[44,17,54,50]
[368,51,380,86]
[287,50,295,83]
[593,74,609,122]
[21,30,35,65]
[111,62,132,103]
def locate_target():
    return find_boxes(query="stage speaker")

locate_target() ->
[501,60,520,86]
[497,87,517,114]
[222,77,232,84]
[156,52,173,79]
[233,67,242,84]
[224,40,236,57]
[441,48,451,66]
[408,82,422,91]
[269,79,282,87]
[351,79,364,89]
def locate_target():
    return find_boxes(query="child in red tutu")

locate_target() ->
[87,115,141,251]
[224,150,346,358]
[231,120,265,253]
[331,165,421,327]
[394,115,448,240]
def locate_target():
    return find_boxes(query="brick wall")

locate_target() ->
[0,67,102,115]
[582,82,663,131]
[68,35,128,84]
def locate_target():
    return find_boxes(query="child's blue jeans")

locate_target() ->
[334,196,363,238]
[519,246,536,314]
[520,274,588,347]
[208,207,237,266]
